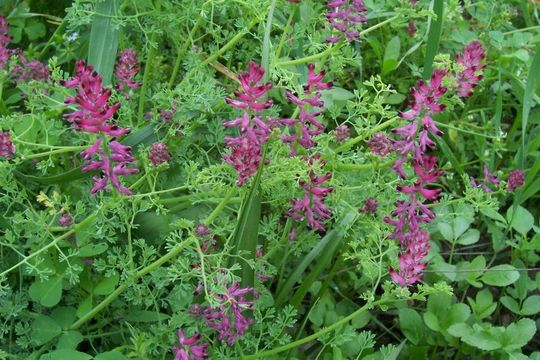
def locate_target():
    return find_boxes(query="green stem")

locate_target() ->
[71,237,194,330]
[274,9,295,62]
[333,160,393,171]
[261,0,277,80]
[334,118,399,153]
[0,214,97,278]
[24,146,88,160]
[168,16,204,89]
[276,14,399,67]
[242,299,389,359]
[38,18,67,60]
[137,0,161,124]
[204,188,237,225]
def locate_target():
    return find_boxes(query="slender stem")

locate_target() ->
[23,146,88,160]
[276,15,399,67]
[38,18,67,60]
[71,237,194,330]
[274,9,295,62]
[261,0,277,81]
[204,188,237,225]
[137,0,161,124]
[0,214,98,277]
[435,121,498,139]
[168,16,204,89]
[333,160,393,171]
[242,300,389,359]
[334,118,399,153]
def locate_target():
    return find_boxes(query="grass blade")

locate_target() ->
[423,0,444,80]
[519,43,540,169]
[88,0,119,85]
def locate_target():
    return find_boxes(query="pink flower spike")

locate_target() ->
[114,49,141,92]
[507,169,525,192]
[0,131,15,158]
[173,329,209,360]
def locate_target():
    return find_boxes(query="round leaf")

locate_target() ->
[481,265,520,287]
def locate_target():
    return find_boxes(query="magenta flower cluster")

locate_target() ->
[507,169,525,192]
[11,51,49,83]
[202,282,258,346]
[149,142,170,166]
[325,0,367,43]
[223,62,272,186]
[0,17,10,69]
[0,17,49,82]
[173,329,209,360]
[0,131,15,159]
[114,49,141,92]
[63,60,128,136]
[386,41,486,286]
[470,164,500,192]
[63,59,139,195]
[288,169,333,232]
[80,139,138,195]
[282,64,332,156]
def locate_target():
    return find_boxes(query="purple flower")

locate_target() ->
[470,164,500,192]
[223,63,273,185]
[203,282,258,346]
[63,60,129,137]
[0,17,10,69]
[288,170,333,232]
[507,169,525,192]
[114,49,141,92]
[11,52,50,83]
[455,41,486,98]
[0,131,15,158]
[195,224,209,237]
[389,228,431,286]
[360,197,378,214]
[58,213,73,227]
[81,139,139,195]
[367,132,392,157]
[334,124,350,142]
[282,64,332,156]
[325,0,367,43]
[172,329,209,360]
[225,61,272,112]
[149,142,170,166]
[407,21,416,37]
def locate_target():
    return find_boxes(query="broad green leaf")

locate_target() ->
[78,243,108,257]
[423,312,440,332]
[29,276,63,307]
[437,223,453,241]
[507,206,534,235]
[24,19,46,40]
[88,0,119,85]
[382,36,401,74]
[481,264,520,287]
[457,229,480,245]
[32,315,62,345]
[76,295,93,319]
[51,307,77,329]
[500,296,521,314]
[40,350,92,360]
[398,308,425,345]
[57,331,84,350]
[94,274,120,296]
[503,318,537,351]
[95,352,129,360]
[448,323,501,351]
[521,295,540,315]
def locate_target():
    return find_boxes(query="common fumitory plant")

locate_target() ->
[386,40,486,286]
[223,61,273,185]
[1,1,538,359]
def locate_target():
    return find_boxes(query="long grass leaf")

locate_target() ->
[423,0,444,80]
[88,0,119,85]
